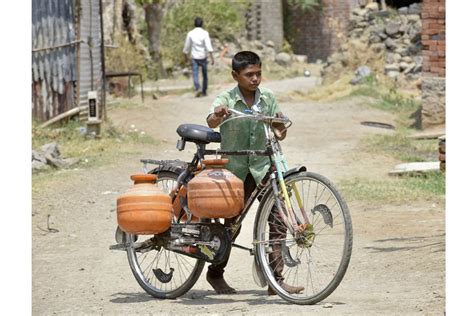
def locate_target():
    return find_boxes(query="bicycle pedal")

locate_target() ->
[109,243,130,251]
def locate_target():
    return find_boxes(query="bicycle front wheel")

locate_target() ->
[254,172,353,305]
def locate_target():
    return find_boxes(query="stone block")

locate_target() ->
[421,77,446,128]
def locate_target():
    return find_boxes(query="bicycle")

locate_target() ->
[111,108,353,305]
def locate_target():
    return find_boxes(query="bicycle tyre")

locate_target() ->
[254,171,353,305]
[126,170,205,299]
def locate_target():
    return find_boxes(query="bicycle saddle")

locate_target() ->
[176,124,221,144]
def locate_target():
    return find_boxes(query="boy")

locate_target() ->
[206,51,304,295]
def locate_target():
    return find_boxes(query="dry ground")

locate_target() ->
[32,77,445,315]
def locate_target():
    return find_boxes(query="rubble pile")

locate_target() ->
[32,142,79,172]
[323,2,423,83]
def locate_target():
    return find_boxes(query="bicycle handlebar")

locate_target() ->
[218,108,292,128]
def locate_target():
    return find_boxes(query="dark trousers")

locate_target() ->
[192,58,208,94]
[208,174,287,281]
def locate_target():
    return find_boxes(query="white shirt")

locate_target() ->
[183,27,214,60]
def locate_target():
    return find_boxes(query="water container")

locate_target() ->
[172,186,198,222]
[187,159,244,218]
[117,174,173,234]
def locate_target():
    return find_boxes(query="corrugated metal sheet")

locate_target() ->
[78,0,104,113]
[32,0,78,122]
[32,0,104,123]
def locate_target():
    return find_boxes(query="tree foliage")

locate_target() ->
[286,0,320,12]
[160,0,248,68]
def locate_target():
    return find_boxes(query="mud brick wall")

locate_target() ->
[284,0,359,62]
[421,0,445,128]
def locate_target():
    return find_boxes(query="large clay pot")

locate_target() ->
[117,174,172,234]
[172,185,198,222]
[187,159,244,218]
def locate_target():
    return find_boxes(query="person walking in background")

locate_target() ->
[183,17,214,97]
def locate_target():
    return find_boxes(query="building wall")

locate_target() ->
[421,0,445,128]
[246,0,284,50]
[284,0,359,62]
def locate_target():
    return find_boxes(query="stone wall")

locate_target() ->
[246,0,284,51]
[421,0,445,128]
[284,0,359,62]
[321,2,423,84]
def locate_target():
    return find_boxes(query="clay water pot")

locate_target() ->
[117,174,172,234]
[187,159,244,218]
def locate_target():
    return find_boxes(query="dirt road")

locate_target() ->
[32,77,445,314]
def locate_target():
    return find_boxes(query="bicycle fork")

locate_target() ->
[270,138,312,238]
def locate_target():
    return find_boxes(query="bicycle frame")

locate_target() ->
[166,108,312,241]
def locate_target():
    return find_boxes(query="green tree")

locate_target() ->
[135,0,178,78]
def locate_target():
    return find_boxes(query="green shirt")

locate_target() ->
[209,86,281,185]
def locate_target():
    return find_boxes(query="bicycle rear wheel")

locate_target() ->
[126,170,205,299]
[254,172,353,305]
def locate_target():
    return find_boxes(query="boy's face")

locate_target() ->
[232,64,262,93]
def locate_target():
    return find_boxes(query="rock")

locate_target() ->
[45,154,66,168]
[41,142,61,159]
[401,56,413,63]
[292,54,308,63]
[385,64,400,73]
[406,73,421,81]
[387,71,400,79]
[408,3,422,15]
[351,66,372,85]
[410,33,421,43]
[398,7,408,15]
[351,27,365,38]
[152,93,158,100]
[182,68,191,77]
[372,25,387,39]
[265,40,275,48]
[403,63,417,74]
[399,24,408,34]
[407,42,422,55]
[32,160,50,171]
[365,2,379,11]
[399,62,410,70]
[407,14,421,23]
[32,150,47,164]
[386,53,395,64]
[262,47,276,61]
[413,63,422,73]
[369,34,382,44]
[371,43,385,53]
[384,38,398,50]
[254,40,264,50]
[385,22,401,37]
[414,56,423,66]
[353,8,368,17]
[275,52,292,66]
[395,47,408,56]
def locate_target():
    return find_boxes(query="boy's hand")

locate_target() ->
[214,105,230,118]
[207,105,229,128]
[272,112,288,141]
